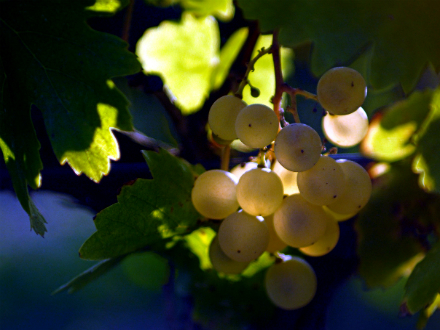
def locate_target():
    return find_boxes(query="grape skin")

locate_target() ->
[218,211,269,263]
[208,95,247,140]
[191,170,239,219]
[297,156,346,206]
[327,159,372,214]
[274,123,322,172]
[235,104,279,148]
[273,194,329,248]
[236,168,284,217]
[209,236,249,274]
[322,107,369,147]
[264,214,287,253]
[317,67,367,115]
[300,217,340,257]
[272,160,299,195]
[230,161,258,180]
[265,257,317,310]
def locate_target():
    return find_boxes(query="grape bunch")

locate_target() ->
[192,67,372,310]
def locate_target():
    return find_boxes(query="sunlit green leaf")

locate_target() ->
[361,90,433,162]
[211,27,248,90]
[356,163,426,288]
[412,87,440,194]
[86,0,129,13]
[52,257,125,294]
[79,149,202,260]
[237,0,440,92]
[0,1,140,186]
[136,13,219,114]
[182,0,234,21]
[184,226,216,270]
[242,34,294,107]
[402,240,440,314]
[416,293,440,329]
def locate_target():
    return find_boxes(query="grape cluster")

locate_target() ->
[192,67,372,310]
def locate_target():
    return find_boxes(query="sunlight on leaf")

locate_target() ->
[242,34,294,107]
[412,86,440,194]
[86,0,129,13]
[182,0,234,21]
[184,227,216,270]
[211,27,248,90]
[136,13,220,114]
[361,89,433,162]
[79,149,202,260]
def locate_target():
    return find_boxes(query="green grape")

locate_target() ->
[322,205,357,222]
[230,161,258,180]
[236,168,284,216]
[209,236,249,274]
[274,123,322,172]
[264,214,287,253]
[235,104,279,148]
[208,95,247,141]
[272,160,299,195]
[265,256,317,310]
[218,211,269,262]
[317,67,367,115]
[322,107,369,147]
[327,159,372,214]
[300,217,340,257]
[297,156,345,206]
[191,169,239,219]
[273,194,329,248]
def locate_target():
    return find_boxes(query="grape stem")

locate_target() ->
[234,46,273,99]
[271,30,318,124]
[220,144,231,171]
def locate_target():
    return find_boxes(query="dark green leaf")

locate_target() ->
[0,0,140,183]
[402,239,440,314]
[237,0,440,92]
[79,149,202,260]
[356,163,428,288]
[52,256,125,294]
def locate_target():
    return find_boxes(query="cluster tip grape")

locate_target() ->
[192,66,372,310]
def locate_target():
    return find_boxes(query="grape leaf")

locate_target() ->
[79,149,202,260]
[356,163,426,288]
[412,87,440,194]
[86,0,129,14]
[181,0,234,21]
[237,0,440,92]
[0,0,140,233]
[0,0,140,181]
[402,239,440,315]
[361,90,433,162]
[52,256,125,294]
[136,13,220,114]
[0,54,47,235]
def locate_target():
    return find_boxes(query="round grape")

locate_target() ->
[265,257,317,310]
[264,214,287,253]
[300,217,340,257]
[235,104,279,148]
[272,160,299,195]
[317,67,367,115]
[208,95,247,141]
[218,211,269,262]
[297,156,346,206]
[274,123,322,172]
[322,107,369,147]
[273,194,329,248]
[327,159,372,214]
[236,168,284,216]
[209,236,249,274]
[191,170,239,219]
